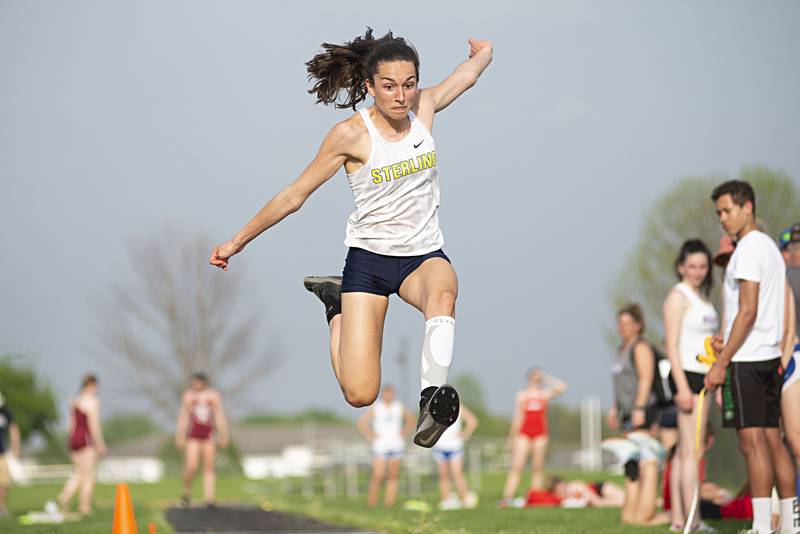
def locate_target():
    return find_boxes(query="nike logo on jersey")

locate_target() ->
[413,139,424,149]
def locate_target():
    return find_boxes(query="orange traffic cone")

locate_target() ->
[148,522,156,534]
[112,483,138,534]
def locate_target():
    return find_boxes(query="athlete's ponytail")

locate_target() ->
[306,28,419,110]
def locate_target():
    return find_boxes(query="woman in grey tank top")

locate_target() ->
[605,304,667,527]
[609,304,656,431]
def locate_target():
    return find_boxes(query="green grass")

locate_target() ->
[1,473,751,533]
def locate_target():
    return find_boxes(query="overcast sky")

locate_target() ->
[2,1,800,425]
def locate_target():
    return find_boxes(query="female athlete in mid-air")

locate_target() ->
[210,29,493,447]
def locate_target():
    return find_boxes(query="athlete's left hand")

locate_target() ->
[704,362,726,392]
[218,435,229,448]
[468,38,492,58]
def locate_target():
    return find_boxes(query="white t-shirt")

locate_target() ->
[723,231,785,362]
[371,400,405,454]
[674,283,719,374]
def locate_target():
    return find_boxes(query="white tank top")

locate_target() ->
[371,400,405,453]
[432,413,463,452]
[674,282,719,374]
[344,108,444,256]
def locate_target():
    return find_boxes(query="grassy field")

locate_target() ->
[1,472,751,533]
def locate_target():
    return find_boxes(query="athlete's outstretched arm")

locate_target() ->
[422,38,493,114]
[210,123,356,270]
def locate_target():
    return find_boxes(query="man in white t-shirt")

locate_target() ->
[705,180,798,534]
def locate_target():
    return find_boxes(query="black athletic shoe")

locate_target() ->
[413,384,460,448]
[303,275,342,323]
[179,494,190,508]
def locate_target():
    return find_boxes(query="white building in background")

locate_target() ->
[233,423,363,480]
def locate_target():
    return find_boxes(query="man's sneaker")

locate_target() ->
[179,494,190,508]
[413,385,460,448]
[303,275,342,323]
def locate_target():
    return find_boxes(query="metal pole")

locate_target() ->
[469,444,481,492]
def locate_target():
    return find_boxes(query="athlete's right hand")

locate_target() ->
[175,436,186,450]
[210,240,242,271]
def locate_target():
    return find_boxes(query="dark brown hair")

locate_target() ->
[711,180,756,215]
[674,239,714,296]
[306,28,420,110]
[617,303,645,334]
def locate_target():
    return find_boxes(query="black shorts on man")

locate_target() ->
[341,247,450,297]
[721,358,781,429]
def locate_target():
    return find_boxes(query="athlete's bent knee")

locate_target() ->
[343,387,379,408]
[430,290,456,314]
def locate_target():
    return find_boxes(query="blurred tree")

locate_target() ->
[102,413,161,446]
[452,372,487,412]
[91,225,283,421]
[607,166,798,489]
[0,358,59,449]
[610,166,800,343]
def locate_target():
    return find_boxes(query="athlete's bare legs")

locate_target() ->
[201,440,217,504]
[502,437,531,500]
[529,436,549,491]
[327,293,389,407]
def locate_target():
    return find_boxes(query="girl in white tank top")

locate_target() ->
[662,239,718,532]
[210,30,493,451]
[673,282,719,374]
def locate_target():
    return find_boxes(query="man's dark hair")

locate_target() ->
[711,180,756,215]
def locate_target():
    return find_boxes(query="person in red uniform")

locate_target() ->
[175,373,229,507]
[500,368,567,506]
[58,374,106,515]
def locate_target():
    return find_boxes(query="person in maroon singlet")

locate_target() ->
[175,373,229,507]
[58,374,106,515]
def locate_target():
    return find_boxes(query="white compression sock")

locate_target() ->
[752,497,772,534]
[779,497,799,534]
[420,316,455,391]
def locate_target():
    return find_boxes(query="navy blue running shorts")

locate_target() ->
[341,247,451,297]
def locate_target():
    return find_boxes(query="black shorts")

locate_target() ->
[659,404,678,428]
[341,247,451,297]
[721,358,781,429]
[685,371,706,395]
